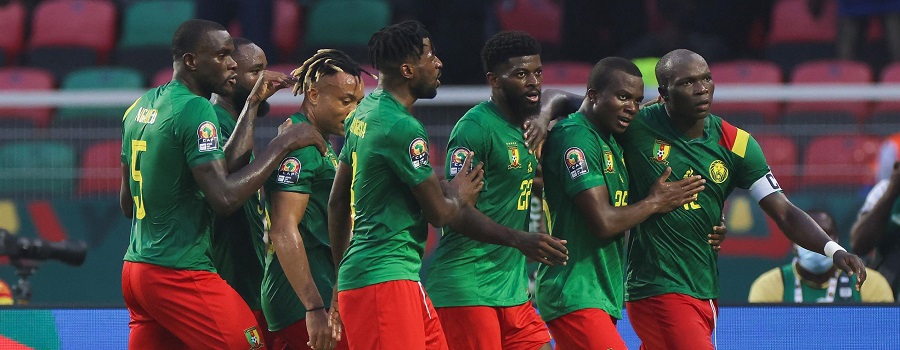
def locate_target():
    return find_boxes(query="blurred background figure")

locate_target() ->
[853,163,900,302]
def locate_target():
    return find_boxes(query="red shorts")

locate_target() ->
[547,308,625,350]
[271,316,349,350]
[435,301,550,350]
[338,280,448,350]
[625,293,718,350]
[254,309,282,349]
[122,261,266,349]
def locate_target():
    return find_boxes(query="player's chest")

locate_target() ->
[637,133,736,190]
[485,135,535,182]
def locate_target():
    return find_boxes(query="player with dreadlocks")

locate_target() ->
[262,48,370,350]
[328,20,485,350]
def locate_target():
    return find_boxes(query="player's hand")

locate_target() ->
[514,231,568,266]
[647,167,705,213]
[275,122,327,155]
[833,250,867,291]
[328,298,343,342]
[708,216,727,251]
[277,118,293,135]
[307,308,336,350]
[448,151,484,206]
[248,70,298,105]
[523,116,549,158]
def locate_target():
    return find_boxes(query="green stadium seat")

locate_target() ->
[54,67,144,127]
[0,141,76,196]
[114,0,193,80]
[302,0,390,62]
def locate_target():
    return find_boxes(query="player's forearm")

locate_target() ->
[850,189,899,254]
[212,142,289,214]
[766,201,831,254]
[221,101,260,173]
[447,205,520,247]
[119,164,133,218]
[271,226,325,309]
[328,164,353,271]
[589,200,659,239]
[540,89,582,121]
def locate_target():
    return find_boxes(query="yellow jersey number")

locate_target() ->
[130,139,147,219]
[613,190,628,207]
[517,179,533,210]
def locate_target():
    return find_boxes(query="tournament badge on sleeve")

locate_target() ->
[276,157,301,184]
[197,121,219,152]
[449,147,471,176]
[409,138,429,168]
[565,147,589,179]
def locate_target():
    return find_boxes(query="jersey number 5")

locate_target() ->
[130,139,147,219]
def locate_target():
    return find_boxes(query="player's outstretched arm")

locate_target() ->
[760,192,867,290]
[411,152,484,227]
[119,163,133,218]
[576,167,704,239]
[221,71,296,173]
[851,162,900,254]
[538,89,582,123]
[270,190,336,350]
[448,207,568,266]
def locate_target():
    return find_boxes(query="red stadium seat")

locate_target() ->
[496,0,561,46]
[710,60,783,123]
[754,134,798,192]
[800,134,880,188]
[273,0,303,61]
[0,68,55,127]
[768,0,837,44]
[784,60,873,122]
[151,67,173,88]
[541,61,592,85]
[872,62,900,115]
[28,0,117,63]
[78,139,121,196]
[0,1,26,64]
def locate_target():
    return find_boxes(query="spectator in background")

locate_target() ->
[851,162,900,301]
[619,0,727,62]
[749,210,894,303]
[808,0,900,62]
[0,279,12,305]
[196,0,277,62]
[561,0,646,63]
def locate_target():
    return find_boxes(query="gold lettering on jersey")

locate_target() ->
[507,142,521,169]
[349,119,367,138]
[135,107,158,124]
[709,160,729,184]
[527,161,533,173]
[683,168,702,210]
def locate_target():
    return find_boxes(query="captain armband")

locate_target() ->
[749,171,782,202]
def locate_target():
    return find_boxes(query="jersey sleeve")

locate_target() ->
[747,267,784,303]
[557,127,607,197]
[445,119,487,181]
[267,147,320,194]
[734,134,773,190]
[177,98,225,168]
[385,117,433,187]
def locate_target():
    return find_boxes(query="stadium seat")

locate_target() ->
[541,61,592,85]
[54,68,144,127]
[710,60,783,124]
[303,0,390,62]
[115,0,194,81]
[800,134,880,188]
[78,140,121,196]
[783,60,873,122]
[273,0,303,62]
[871,62,900,115]
[28,0,117,63]
[764,0,838,74]
[0,1,26,64]
[754,134,798,192]
[0,68,55,128]
[26,47,97,83]
[496,0,562,46]
[150,67,173,88]
[0,141,76,196]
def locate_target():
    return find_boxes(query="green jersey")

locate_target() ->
[337,89,435,291]
[261,113,339,331]
[622,104,773,301]
[426,101,537,308]
[780,264,861,303]
[536,112,628,321]
[208,104,268,310]
[121,80,224,271]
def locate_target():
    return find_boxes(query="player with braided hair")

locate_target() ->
[263,48,368,350]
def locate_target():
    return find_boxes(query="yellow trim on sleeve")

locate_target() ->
[122,97,142,121]
[732,128,750,158]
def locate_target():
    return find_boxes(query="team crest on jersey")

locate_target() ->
[507,143,521,169]
[244,326,264,349]
[409,138,429,168]
[276,157,301,184]
[565,147,589,179]
[652,139,670,163]
[449,147,471,176]
[604,151,615,173]
[709,160,729,184]
[197,121,218,152]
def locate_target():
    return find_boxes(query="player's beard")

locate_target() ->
[505,91,541,119]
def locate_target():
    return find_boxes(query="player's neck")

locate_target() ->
[490,96,528,128]
[579,108,612,139]
[796,262,835,285]
[299,102,329,137]
[211,94,239,120]
[173,71,212,100]
[664,104,704,139]
[380,76,417,111]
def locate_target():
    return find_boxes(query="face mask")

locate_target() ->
[796,245,834,274]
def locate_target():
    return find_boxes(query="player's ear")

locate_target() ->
[400,63,414,80]
[182,53,197,71]
[658,86,669,101]
[586,88,598,103]
[307,85,319,105]
[487,72,499,88]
